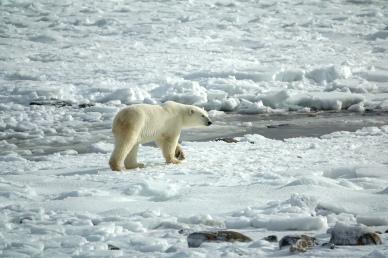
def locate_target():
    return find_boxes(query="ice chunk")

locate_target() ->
[347,102,365,112]
[251,215,327,231]
[290,92,364,111]
[273,69,304,82]
[152,77,208,106]
[306,65,351,83]
[258,90,290,109]
[357,215,388,226]
[100,88,151,104]
[225,217,251,229]
[221,98,239,111]
[238,100,271,114]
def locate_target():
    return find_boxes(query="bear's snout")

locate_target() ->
[207,121,212,126]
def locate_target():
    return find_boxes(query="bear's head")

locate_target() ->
[184,106,212,128]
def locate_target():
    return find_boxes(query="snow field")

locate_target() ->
[1,127,388,257]
[1,0,388,257]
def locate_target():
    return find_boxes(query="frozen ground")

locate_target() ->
[1,0,388,257]
[1,127,388,257]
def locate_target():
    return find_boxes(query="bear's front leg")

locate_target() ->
[175,144,185,161]
[158,135,181,165]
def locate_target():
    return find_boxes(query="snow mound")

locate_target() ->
[89,142,114,154]
[126,180,181,202]
[238,100,271,114]
[226,194,327,231]
[328,79,377,94]
[361,250,387,258]
[367,30,388,40]
[251,215,327,231]
[152,77,208,106]
[273,69,304,82]
[258,90,290,109]
[283,176,336,188]
[290,92,364,111]
[358,70,388,83]
[129,237,169,252]
[323,166,388,180]
[100,88,151,104]
[54,189,110,200]
[357,215,388,226]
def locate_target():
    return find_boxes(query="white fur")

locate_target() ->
[109,101,211,171]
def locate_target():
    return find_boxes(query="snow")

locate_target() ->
[1,0,388,256]
[1,126,388,257]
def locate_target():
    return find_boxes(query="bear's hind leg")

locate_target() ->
[109,133,138,171]
[124,144,144,169]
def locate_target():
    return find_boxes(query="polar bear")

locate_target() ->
[109,101,212,171]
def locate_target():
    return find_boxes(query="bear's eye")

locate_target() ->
[201,115,205,118]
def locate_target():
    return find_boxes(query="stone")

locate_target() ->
[263,235,278,242]
[30,99,73,108]
[329,222,382,245]
[107,244,120,250]
[187,230,252,248]
[214,137,239,143]
[322,242,336,249]
[78,103,95,108]
[279,235,318,252]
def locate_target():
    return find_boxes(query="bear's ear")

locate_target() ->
[189,108,195,115]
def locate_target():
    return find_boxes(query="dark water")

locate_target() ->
[182,111,388,141]
[7,111,388,158]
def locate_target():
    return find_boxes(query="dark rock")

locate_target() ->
[322,242,336,249]
[279,235,318,252]
[108,244,120,250]
[214,137,238,143]
[267,123,290,128]
[263,235,278,242]
[279,235,301,248]
[187,230,252,248]
[78,103,95,108]
[18,216,33,224]
[30,99,73,108]
[329,222,382,245]
[375,231,382,234]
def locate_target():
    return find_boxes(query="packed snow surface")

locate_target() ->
[1,0,388,257]
[1,127,388,257]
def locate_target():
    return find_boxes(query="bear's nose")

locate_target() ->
[207,121,212,126]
